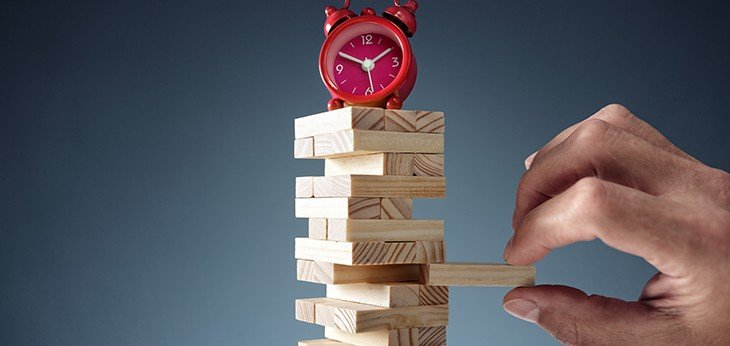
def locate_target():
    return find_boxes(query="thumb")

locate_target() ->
[503,285,669,345]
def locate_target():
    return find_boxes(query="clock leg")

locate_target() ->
[386,95,403,110]
[327,98,344,111]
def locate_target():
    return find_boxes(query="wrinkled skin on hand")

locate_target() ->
[502,104,730,345]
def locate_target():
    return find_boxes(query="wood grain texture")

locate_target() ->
[325,327,446,346]
[295,238,445,266]
[313,175,446,198]
[421,262,536,286]
[296,297,330,323]
[380,198,412,219]
[299,339,353,346]
[296,260,420,285]
[295,107,384,139]
[326,283,448,308]
[415,111,445,133]
[384,110,417,132]
[308,218,328,240]
[295,137,315,159]
[326,219,444,242]
[296,176,315,198]
[313,130,444,158]
[412,155,444,177]
[325,153,415,176]
[297,297,448,333]
[295,198,381,219]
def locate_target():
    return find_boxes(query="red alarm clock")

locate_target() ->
[319,0,419,111]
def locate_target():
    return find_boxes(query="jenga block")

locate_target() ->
[421,263,536,286]
[314,130,444,158]
[313,175,446,198]
[381,198,412,219]
[297,260,420,285]
[327,219,444,242]
[295,238,445,265]
[326,283,448,308]
[384,110,417,132]
[308,218,328,239]
[299,339,353,346]
[325,327,446,346]
[297,297,448,333]
[295,198,380,219]
[415,111,445,133]
[296,297,330,323]
[325,153,415,176]
[412,154,444,177]
[295,137,315,158]
[295,107,384,139]
[296,177,315,198]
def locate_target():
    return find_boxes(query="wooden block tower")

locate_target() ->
[294,107,535,345]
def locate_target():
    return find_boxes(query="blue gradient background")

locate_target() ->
[2,1,729,345]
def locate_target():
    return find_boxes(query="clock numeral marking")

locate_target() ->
[377,38,382,45]
[379,84,385,90]
[336,64,344,74]
[365,87,374,96]
[350,42,355,48]
[391,57,400,68]
[340,79,347,85]
[388,73,397,78]
[352,86,357,94]
[361,34,373,45]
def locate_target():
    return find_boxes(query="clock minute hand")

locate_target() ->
[338,52,364,64]
[371,47,393,63]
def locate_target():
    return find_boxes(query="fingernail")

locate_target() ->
[503,298,539,323]
[503,237,514,261]
[524,151,538,169]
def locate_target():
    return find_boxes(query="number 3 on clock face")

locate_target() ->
[331,32,403,97]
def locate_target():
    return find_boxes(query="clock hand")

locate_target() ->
[338,52,364,65]
[371,47,393,63]
[366,61,375,95]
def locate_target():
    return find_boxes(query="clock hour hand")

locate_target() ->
[371,47,393,63]
[338,52,364,65]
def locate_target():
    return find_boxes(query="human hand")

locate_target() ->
[502,104,730,345]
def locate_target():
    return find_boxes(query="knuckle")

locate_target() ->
[569,119,613,147]
[571,177,610,213]
[597,103,634,123]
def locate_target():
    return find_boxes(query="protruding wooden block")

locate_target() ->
[325,153,415,176]
[415,111,445,133]
[412,154,444,177]
[299,339,353,346]
[296,297,448,333]
[325,327,446,346]
[314,130,444,158]
[327,283,448,308]
[327,219,444,242]
[313,175,446,198]
[308,218,328,239]
[297,260,420,285]
[385,110,417,132]
[381,198,412,219]
[295,238,445,265]
[295,198,381,219]
[295,137,315,158]
[296,176,315,198]
[296,298,329,323]
[295,107,384,139]
[421,262,536,286]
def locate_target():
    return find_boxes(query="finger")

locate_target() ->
[525,104,696,170]
[506,178,700,276]
[503,285,680,345]
[513,119,696,229]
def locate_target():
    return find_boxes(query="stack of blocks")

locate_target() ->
[294,107,535,345]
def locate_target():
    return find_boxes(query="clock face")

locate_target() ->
[331,33,403,97]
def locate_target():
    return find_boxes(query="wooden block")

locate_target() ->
[313,175,446,198]
[297,297,448,333]
[295,198,381,219]
[325,327,446,346]
[385,110,417,132]
[326,283,448,308]
[295,238,445,265]
[299,339,353,346]
[415,111,445,133]
[296,176,315,198]
[295,107,384,139]
[297,260,420,285]
[314,130,444,158]
[296,297,330,323]
[421,262,536,286]
[412,154,444,177]
[327,219,444,242]
[295,137,315,158]
[308,218,328,239]
[325,153,414,176]
[380,198,412,219]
